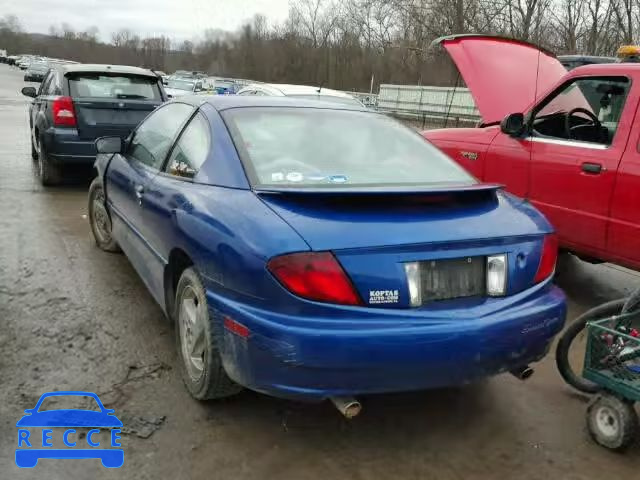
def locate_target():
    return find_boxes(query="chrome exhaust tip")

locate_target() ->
[510,365,534,381]
[330,396,362,419]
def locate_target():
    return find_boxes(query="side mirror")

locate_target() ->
[500,113,525,136]
[162,79,168,85]
[168,161,197,178]
[21,86,37,98]
[95,136,123,154]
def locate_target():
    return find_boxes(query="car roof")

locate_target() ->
[184,95,369,112]
[57,63,158,78]
[568,62,640,75]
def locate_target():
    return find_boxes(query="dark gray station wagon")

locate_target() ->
[22,64,166,185]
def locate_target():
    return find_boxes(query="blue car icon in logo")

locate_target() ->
[16,391,123,468]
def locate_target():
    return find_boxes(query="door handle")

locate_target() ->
[134,184,144,204]
[581,162,603,174]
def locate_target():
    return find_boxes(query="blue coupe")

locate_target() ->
[88,96,566,407]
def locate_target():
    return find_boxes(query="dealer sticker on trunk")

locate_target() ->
[369,290,399,304]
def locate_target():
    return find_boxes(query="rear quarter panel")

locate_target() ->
[141,181,311,310]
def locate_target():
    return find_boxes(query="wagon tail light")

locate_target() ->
[52,96,77,127]
[534,234,558,283]
[267,252,363,306]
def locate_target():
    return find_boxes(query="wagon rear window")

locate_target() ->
[68,74,161,100]
[223,107,475,188]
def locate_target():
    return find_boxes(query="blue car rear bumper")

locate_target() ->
[208,282,566,400]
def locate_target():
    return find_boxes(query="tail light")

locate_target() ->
[486,254,507,296]
[534,234,558,283]
[52,96,76,127]
[267,252,362,306]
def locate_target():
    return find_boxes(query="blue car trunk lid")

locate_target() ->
[256,185,544,250]
[257,185,551,307]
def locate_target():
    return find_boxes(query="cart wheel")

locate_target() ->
[586,394,638,451]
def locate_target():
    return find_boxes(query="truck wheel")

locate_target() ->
[174,267,242,400]
[555,299,625,394]
[37,140,62,186]
[88,178,120,253]
[587,394,638,451]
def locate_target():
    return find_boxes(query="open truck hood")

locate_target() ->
[433,34,568,125]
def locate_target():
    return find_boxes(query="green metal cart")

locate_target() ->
[583,311,640,450]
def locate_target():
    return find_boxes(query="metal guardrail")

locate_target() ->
[345,84,481,124]
[377,84,479,119]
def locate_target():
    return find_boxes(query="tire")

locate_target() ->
[174,267,242,400]
[37,139,62,186]
[30,134,37,161]
[88,178,120,252]
[555,299,626,394]
[587,393,638,451]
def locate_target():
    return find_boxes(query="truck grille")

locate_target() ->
[419,256,486,302]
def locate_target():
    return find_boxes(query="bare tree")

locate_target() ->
[611,0,635,43]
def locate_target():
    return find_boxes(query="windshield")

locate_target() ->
[223,107,475,188]
[167,79,195,91]
[68,74,161,99]
[537,81,593,117]
[289,94,362,106]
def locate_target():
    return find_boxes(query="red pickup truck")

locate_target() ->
[424,34,640,270]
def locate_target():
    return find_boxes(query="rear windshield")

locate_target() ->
[29,63,49,72]
[68,74,161,100]
[167,79,196,91]
[223,107,475,188]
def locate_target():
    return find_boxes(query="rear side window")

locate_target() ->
[128,103,194,170]
[46,73,60,95]
[165,113,210,179]
[38,74,52,96]
[68,74,161,100]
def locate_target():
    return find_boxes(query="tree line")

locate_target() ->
[1,0,639,92]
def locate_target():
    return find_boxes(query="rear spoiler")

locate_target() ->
[253,183,503,196]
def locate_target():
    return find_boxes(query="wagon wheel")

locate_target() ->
[586,393,638,451]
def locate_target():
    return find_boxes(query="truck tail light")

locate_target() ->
[267,252,362,306]
[52,96,77,127]
[534,234,558,283]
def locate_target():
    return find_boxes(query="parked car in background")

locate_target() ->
[425,34,640,271]
[24,62,49,82]
[164,77,208,97]
[18,55,39,70]
[237,83,363,106]
[21,63,166,185]
[172,70,207,79]
[209,77,243,94]
[87,95,565,406]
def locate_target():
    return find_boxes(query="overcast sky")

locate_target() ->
[1,0,291,42]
